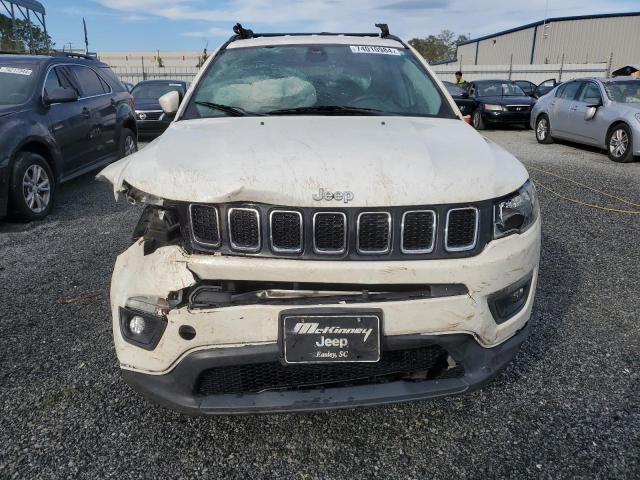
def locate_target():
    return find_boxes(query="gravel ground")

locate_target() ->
[0,131,638,479]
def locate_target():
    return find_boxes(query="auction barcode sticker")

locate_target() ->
[350,45,401,55]
[0,67,33,76]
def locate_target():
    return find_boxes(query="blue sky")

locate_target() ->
[41,0,639,52]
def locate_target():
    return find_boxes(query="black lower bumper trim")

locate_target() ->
[121,326,530,414]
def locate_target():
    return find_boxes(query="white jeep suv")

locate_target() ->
[99,24,541,414]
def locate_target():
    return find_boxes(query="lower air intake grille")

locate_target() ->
[314,212,346,253]
[270,210,302,252]
[228,208,260,251]
[402,210,435,253]
[190,205,220,246]
[196,345,463,395]
[446,208,478,251]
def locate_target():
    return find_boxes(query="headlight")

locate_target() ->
[484,104,505,111]
[125,184,165,206]
[493,180,539,239]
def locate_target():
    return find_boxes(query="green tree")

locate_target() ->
[409,30,469,63]
[0,13,53,53]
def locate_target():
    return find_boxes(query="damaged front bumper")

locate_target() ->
[122,327,530,414]
[110,219,540,414]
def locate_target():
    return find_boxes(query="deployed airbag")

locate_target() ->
[212,76,317,112]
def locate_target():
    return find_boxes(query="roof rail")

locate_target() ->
[375,23,390,38]
[227,23,403,43]
[233,23,254,39]
[51,51,97,60]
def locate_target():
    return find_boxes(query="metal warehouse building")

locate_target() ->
[453,12,640,67]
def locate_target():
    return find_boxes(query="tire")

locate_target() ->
[119,128,137,159]
[535,115,553,144]
[8,152,55,221]
[606,124,634,163]
[472,109,485,130]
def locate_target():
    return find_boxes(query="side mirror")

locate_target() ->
[159,90,180,115]
[584,104,599,121]
[44,87,78,105]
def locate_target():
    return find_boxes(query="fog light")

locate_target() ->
[119,307,167,350]
[488,275,532,324]
[129,315,146,335]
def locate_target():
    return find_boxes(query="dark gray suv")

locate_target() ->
[0,52,137,220]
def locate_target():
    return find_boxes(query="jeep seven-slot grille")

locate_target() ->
[313,212,346,253]
[228,208,260,251]
[270,211,303,252]
[357,212,391,253]
[446,208,478,251]
[402,210,435,253]
[188,203,483,259]
[190,205,220,246]
[195,345,464,395]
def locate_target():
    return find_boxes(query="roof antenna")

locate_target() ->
[375,23,390,38]
[233,23,254,39]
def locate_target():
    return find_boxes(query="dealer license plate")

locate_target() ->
[281,311,381,364]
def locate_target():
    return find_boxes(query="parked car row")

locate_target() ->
[0,51,189,220]
[532,76,640,163]
[445,76,639,163]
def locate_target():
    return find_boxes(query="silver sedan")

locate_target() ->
[530,77,640,163]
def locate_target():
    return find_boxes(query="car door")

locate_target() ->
[565,81,604,144]
[515,81,535,97]
[535,78,557,98]
[67,64,117,164]
[548,81,581,138]
[42,65,93,178]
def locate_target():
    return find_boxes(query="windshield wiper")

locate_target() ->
[194,101,262,116]
[266,105,389,116]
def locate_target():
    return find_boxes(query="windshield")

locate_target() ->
[183,44,454,118]
[132,83,184,101]
[0,63,37,105]
[602,80,640,103]
[475,81,525,97]
[444,83,465,96]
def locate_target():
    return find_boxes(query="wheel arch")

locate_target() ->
[606,120,631,140]
[14,140,59,183]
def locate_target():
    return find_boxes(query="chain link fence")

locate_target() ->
[110,66,200,85]
[431,62,611,84]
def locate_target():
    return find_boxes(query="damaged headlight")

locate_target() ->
[125,183,165,207]
[493,180,539,239]
[126,184,182,254]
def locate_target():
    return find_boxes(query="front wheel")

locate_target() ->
[9,152,55,221]
[472,110,485,130]
[607,124,634,163]
[535,115,553,144]
[119,128,138,159]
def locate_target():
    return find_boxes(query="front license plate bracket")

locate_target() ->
[280,308,382,364]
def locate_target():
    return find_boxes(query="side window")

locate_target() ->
[68,65,107,97]
[577,83,602,104]
[98,67,125,93]
[555,84,566,97]
[560,81,581,100]
[44,67,63,96]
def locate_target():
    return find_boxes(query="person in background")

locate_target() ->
[454,71,467,86]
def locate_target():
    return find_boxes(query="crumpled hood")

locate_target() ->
[98,116,528,207]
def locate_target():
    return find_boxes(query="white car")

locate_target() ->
[98,24,541,414]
